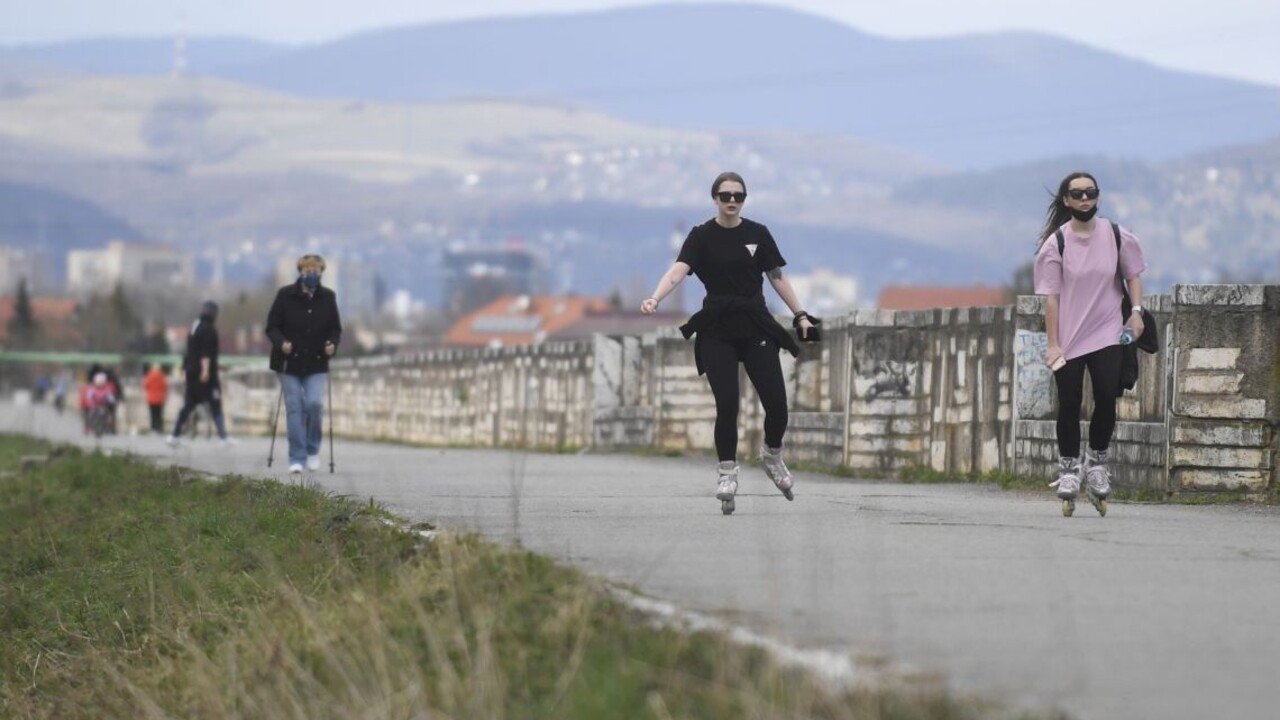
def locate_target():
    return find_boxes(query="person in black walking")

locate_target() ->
[641,171,818,514]
[265,253,342,475]
[167,300,233,446]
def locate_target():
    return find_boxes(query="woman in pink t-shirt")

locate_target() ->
[1033,172,1147,516]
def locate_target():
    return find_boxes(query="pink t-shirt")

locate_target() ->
[1033,219,1146,361]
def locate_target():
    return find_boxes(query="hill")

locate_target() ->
[0,178,147,281]
[0,36,284,76]
[200,3,1280,168]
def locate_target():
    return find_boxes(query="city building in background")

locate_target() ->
[442,241,550,317]
[274,253,382,320]
[0,246,42,295]
[787,268,860,316]
[66,240,195,296]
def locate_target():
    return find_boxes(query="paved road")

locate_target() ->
[5,402,1278,720]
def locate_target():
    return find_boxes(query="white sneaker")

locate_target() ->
[288,463,304,475]
[220,436,239,447]
[165,435,180,448]
[1085,449,1112,499]
[716,461,739,515]
[715,462,739,500]
[761,445,795,501]
[306,455,321,471]
[1048,457,1081,498]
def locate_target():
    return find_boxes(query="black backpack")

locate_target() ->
[1055,222,1159,395]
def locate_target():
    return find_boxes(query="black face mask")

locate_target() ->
[1070,205,1099,222]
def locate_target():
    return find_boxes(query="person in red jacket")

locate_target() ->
[142,363,169,434]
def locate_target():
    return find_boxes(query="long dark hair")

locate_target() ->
[1036,171,1098,250]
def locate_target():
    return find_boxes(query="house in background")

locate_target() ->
[445,294,681,348]
[0,296,82,349]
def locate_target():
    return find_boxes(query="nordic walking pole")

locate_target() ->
[327,369,335,473]
[267,360,286,467]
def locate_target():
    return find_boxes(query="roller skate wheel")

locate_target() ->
[721,498,735,515]
[782,487,794,501]
[1094,498,1108,517]
[1062,499,1075,517]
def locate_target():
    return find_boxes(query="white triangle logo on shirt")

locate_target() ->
[745,244,758,257]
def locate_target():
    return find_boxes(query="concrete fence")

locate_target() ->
[217,284,1279,498]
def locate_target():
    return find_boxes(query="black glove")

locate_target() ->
[792,311,822,343]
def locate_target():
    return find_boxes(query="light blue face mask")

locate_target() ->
[301,272,321,289]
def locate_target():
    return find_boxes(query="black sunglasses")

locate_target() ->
[1067,187,1100,201]
[715,191,747,203]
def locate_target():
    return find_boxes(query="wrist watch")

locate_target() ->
[1130,305,1143,316]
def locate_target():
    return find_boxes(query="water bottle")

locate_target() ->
[1119,327,1135,345]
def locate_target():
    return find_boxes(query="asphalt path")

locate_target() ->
[5,401,1278,720]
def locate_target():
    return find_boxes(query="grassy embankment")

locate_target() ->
[0,435,1045,719]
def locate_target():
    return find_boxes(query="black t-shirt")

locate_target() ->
[184,319,219,383]
[676,218,787,338]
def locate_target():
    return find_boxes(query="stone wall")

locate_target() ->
[1166,286,1280,496]
[225,342,596,450]
[218,284,1279,497]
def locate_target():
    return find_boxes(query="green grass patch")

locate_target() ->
[1154,490,1279,506]
[0,435,50,470]
[0,434,1043,719]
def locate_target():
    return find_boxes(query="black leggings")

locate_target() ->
[701,335,788,462]
[1053,344,1122,458]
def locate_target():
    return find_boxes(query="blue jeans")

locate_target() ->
[279,372,326,466]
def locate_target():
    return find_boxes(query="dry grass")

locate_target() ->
[0,435,1046,719]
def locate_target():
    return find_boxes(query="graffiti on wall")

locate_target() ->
[852,332,921,399]
[865,360,914,399]
[1014,329,1054,419]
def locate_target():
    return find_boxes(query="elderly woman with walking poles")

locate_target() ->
[265,254,343,475]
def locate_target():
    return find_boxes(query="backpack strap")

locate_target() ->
[1112,221,1134,313]
[1055,229,1065,257]
[1112,221,1125,284]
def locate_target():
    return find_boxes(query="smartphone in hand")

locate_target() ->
[1050,356,1066,372]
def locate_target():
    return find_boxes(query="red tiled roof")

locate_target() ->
[548,310,685,340]
[876,286,1011,311]
[0,297,82,347]
[444,295,614,347]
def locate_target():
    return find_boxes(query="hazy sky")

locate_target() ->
[6,0,1280,86]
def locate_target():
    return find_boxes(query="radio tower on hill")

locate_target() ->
[171,14,188,79]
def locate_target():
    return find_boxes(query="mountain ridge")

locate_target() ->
[6,4,1280,168]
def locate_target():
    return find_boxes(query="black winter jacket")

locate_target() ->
[265,282,342,376]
